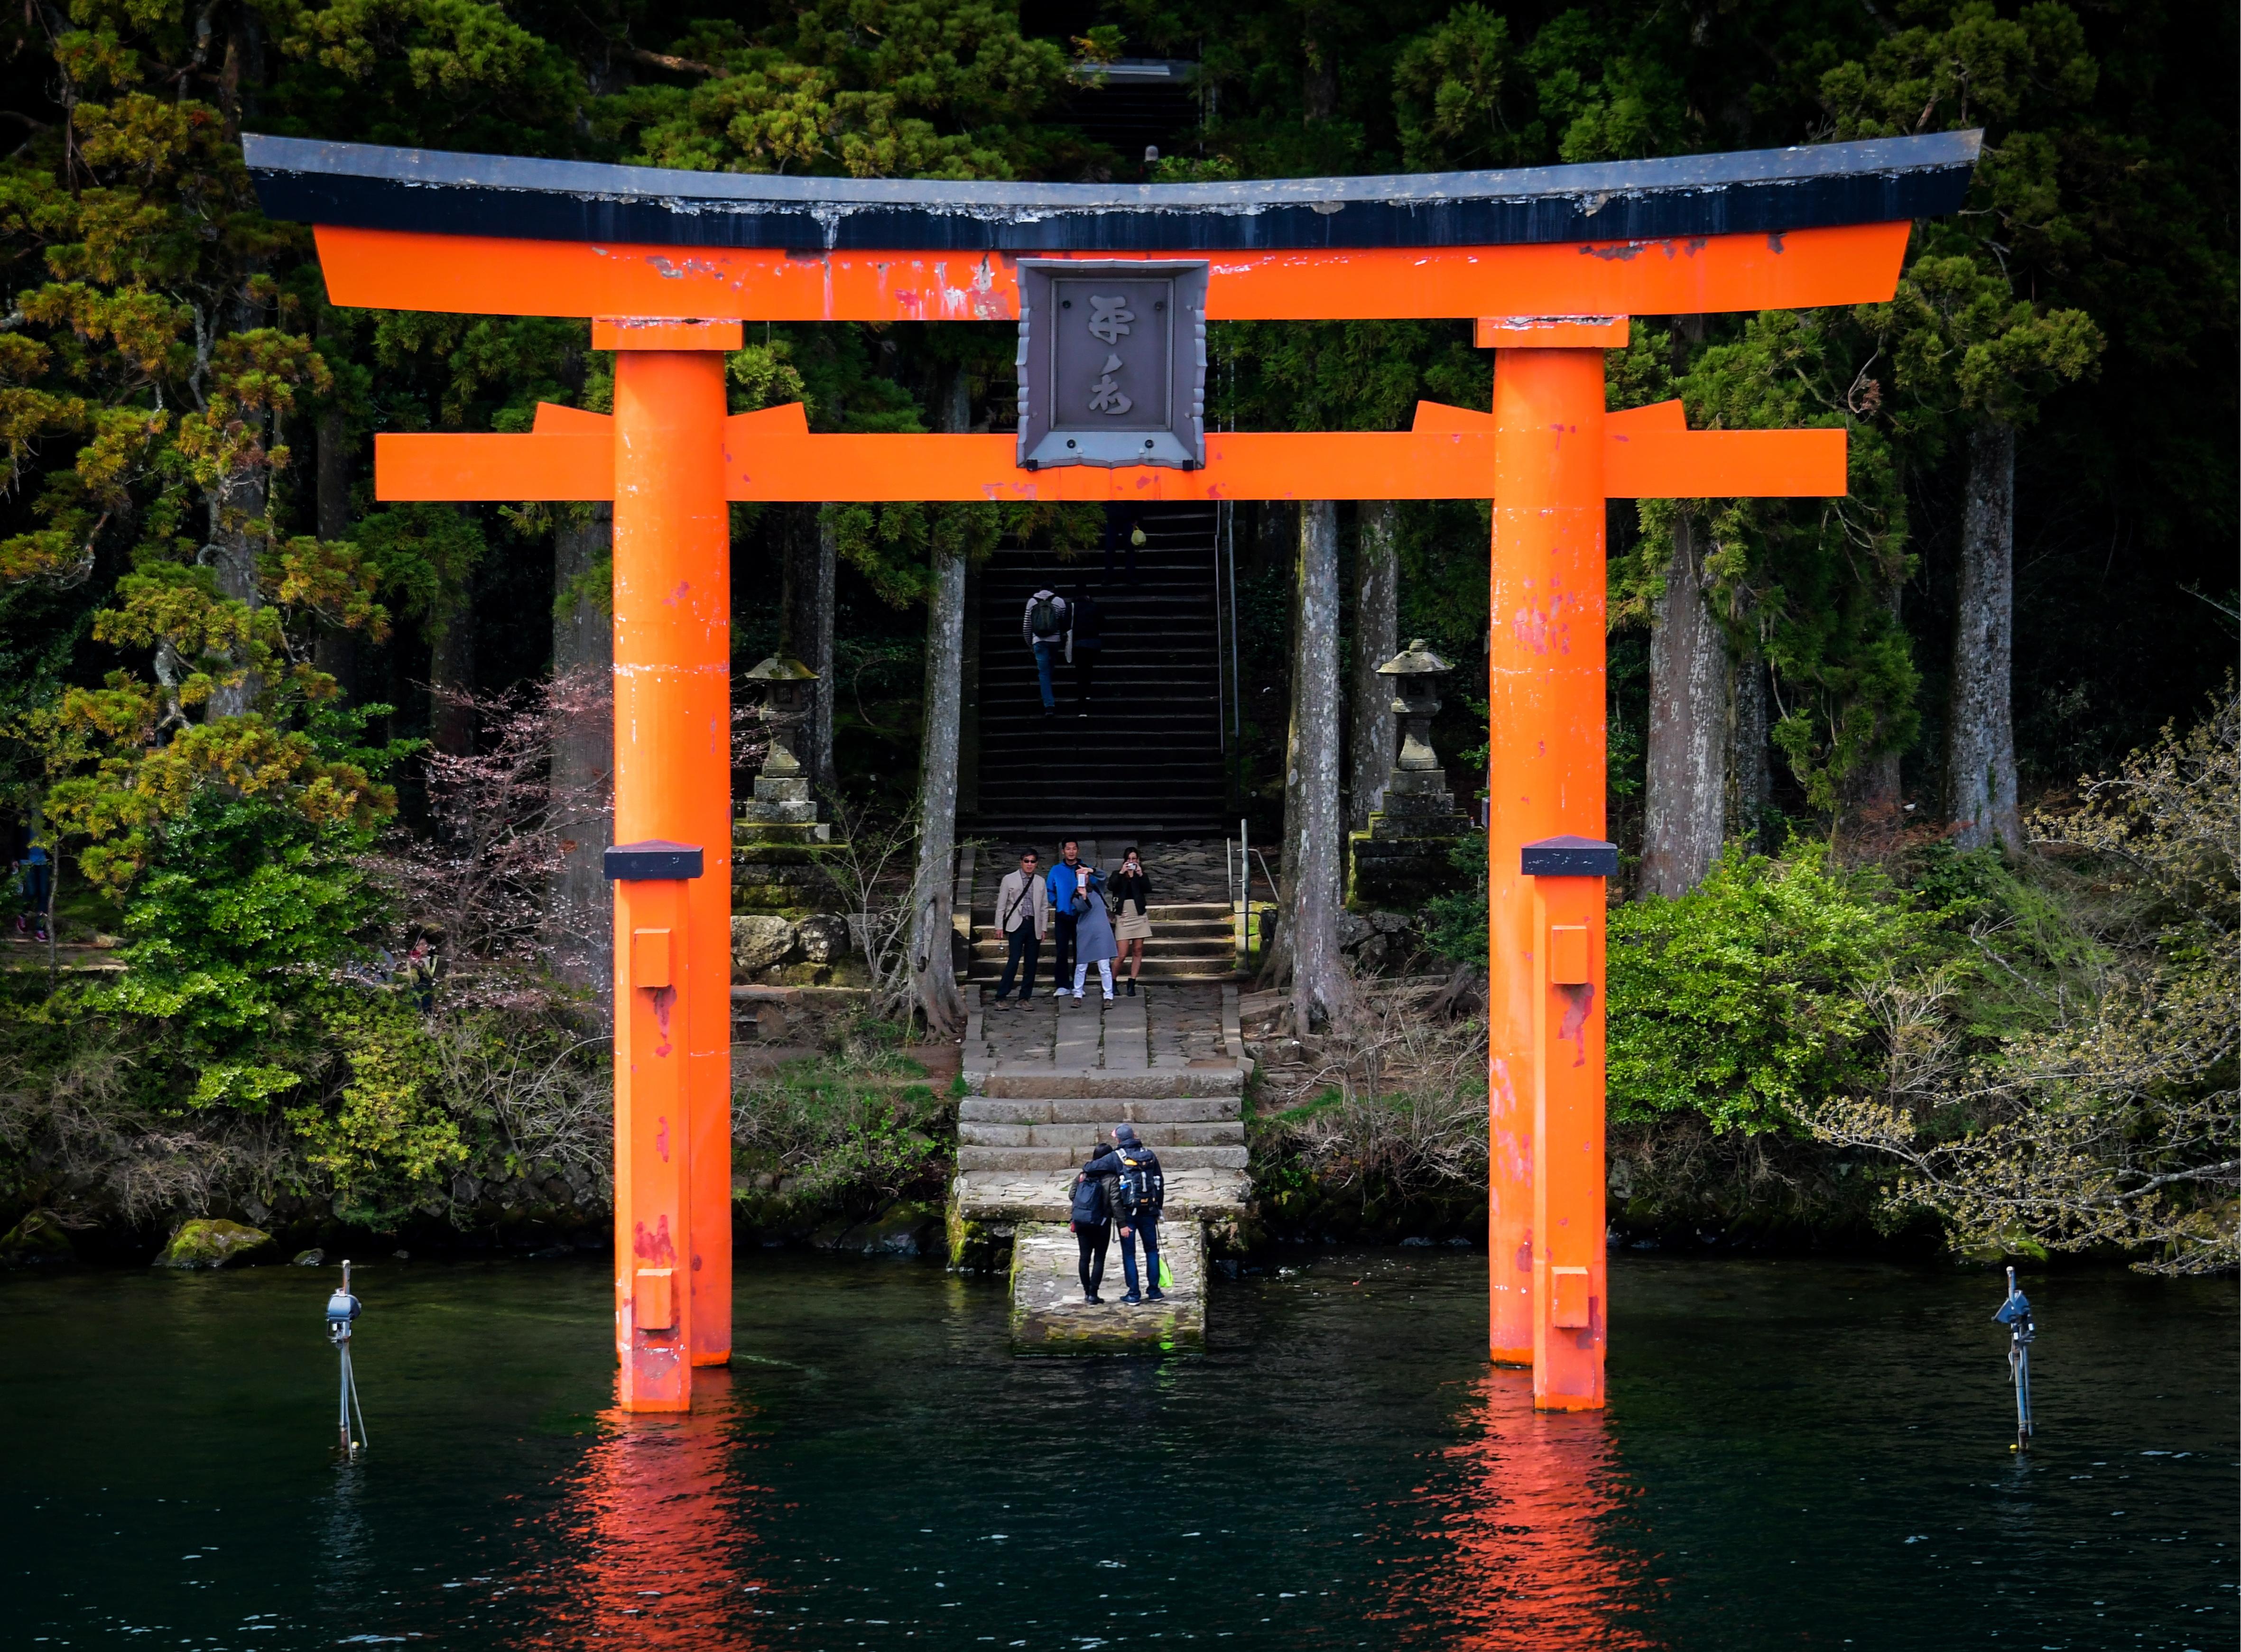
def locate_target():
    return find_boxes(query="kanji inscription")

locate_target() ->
[1016,259,1208,470]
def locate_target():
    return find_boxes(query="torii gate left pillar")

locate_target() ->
[599,318,739,1401]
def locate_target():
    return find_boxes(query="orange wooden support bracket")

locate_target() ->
[376,397,1846,505]
[315,221,1911,323]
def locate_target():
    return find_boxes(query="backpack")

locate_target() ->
[1112,1147,1164,1218]
[1029,595,1063,639]
[1069,1171,1108,1229]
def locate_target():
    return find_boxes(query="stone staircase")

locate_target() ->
[968,504,1228,839]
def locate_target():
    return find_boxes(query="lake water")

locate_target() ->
[1,1249,2231,1648]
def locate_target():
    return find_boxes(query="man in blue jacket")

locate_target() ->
[1045,839,1098,998]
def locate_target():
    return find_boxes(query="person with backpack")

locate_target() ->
[1020,585,1070,718]
[1082,1124,1165,1303]
[1068,1151,1114,1302]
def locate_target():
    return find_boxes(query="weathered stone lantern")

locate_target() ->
[742,653,819,801]
[735,654,842,965]
[1347,638,1469,908]
[1381,637,1453,798]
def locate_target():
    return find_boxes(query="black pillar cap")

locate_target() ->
[604,840,705,881]
[1521,835,1619,877]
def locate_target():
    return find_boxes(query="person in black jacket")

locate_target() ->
[1108,847,1152,997]
[1068,1152,1114,1302]
[1080,1125,1164,1303]
[1069,586,1103,714]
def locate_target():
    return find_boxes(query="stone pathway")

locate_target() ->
[951,981,1251,1356]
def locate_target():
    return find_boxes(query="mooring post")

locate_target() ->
[1484,322,1619,1372]
[1523,836,1616,1409]
[603,322,737,1383]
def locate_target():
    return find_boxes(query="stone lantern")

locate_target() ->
[742,653,818,798]
[1379,637,1454,800]
[1347,638,1468,908]
[733,653,848,995]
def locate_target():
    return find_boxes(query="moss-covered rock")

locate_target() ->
[155,1218,273,1269]
[0,1209,74,1266]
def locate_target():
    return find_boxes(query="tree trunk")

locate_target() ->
[427,569,476,756]
[311,305,358,700]
[789,506,838,794]
[1347,500,1400,832]
[1947,419,2021,851]
[1729,652,1770,852]
[1264,503,1305,991]
[1640,511,1730,897]
[550,503,614,1021]
[907,369,970,1036]
[203,386,267,719]
[1286,499,1349,1034]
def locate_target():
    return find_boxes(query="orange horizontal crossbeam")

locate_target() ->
[376,400,1845,504]
[319,221,1909,324]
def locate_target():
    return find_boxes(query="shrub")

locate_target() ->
[1607,842,1930,1135]
[732,1028,953,1219]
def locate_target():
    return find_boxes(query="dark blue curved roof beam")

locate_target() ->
[248,131,1978,254]
[244,132,1978,323]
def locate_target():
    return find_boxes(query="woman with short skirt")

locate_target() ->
[1108,847,1153,997]
[1067,861,1118,1001]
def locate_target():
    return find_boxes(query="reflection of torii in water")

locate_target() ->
[249,129,1978,1414]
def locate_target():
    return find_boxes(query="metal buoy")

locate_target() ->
[326,1260,368,1457]
[1992,1265,2036,1452]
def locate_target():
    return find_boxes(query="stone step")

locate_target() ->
[958,1143,1250,1173]
[959,1120,1244,1149]
[971,914,1232,936]
[969,930,1232,954]
[969,1066,1244,1099]
[967,960,1242,982]
[960,1096,1240,1125]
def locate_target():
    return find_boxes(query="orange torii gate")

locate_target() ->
[250,129,1977,1413]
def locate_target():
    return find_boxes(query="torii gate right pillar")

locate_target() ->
[1485,320,1618,1403]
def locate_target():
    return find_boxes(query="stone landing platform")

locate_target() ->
[950,982,1250,1354]
[1008,1220,1205,1355]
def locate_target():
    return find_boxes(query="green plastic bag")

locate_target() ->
[1157,1255,1174,1292]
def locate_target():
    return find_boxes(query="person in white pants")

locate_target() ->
[1067,861,1119,1001]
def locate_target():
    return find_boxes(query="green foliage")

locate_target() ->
[1420,834,1486,966]
[733,1034,953,1215]
[593,1,1077,181]
[90,790,385,1105]
[1607,843,1932,1135]
[290,1000,465,1216]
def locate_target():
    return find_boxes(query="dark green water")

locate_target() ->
[0,1250,2231,1649]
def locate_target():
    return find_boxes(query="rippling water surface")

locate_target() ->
[1,1249,2231,1648]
